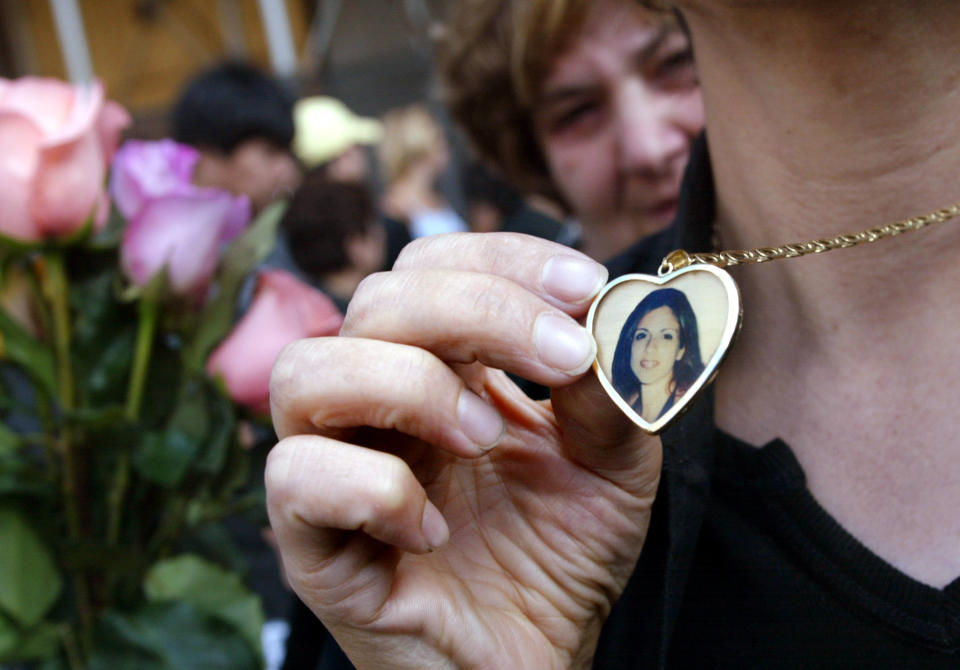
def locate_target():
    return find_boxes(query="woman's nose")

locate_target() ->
[615,83,687,177]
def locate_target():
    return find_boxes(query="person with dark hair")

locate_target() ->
[171,60,300,213]
[612,288,702,422]
[280,171,386,313]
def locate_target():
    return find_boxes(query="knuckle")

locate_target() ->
[391,235,433,269]
[269,340,307,408]
[264,438,300,512]
[365,455,414,516]
[341,271,401,335]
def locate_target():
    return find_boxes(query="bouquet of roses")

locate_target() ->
[0,77,342,669]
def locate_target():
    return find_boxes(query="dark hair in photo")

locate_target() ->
[171,60,294,154]
[611,288,704,415]
[281,170,375,276]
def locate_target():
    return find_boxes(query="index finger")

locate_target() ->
[393,232,608,316]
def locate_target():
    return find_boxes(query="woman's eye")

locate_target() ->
[663,332,675,341]
[654,48,697,89]
[634,331,648,341]
[551,102,599,132]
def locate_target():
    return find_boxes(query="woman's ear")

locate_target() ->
[676,347,685,361]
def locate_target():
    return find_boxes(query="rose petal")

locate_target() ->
[0,110,43,240]
[259,270,344,334]
[29,82,109,236]
[110,139,199,220]
[31,125,104,237]
[121,191,238,295]
[207,270,343,409]
[0,77,74,136]
[219,193,251,243]
[96,98,131,160]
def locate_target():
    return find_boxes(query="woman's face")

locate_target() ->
[532,0,703,238]
[630,306,684,386]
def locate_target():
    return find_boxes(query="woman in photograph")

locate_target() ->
[612,288,703,422]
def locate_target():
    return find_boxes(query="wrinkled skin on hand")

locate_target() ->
[267,233,662,669]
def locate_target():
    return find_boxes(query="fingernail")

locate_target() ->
[457,389,504,450]
[534,313,596,374]
[541,256,607,304]
[421,501,449,549]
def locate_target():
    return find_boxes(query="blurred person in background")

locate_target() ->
[293,95,382,183]
[172,60,301,214]
[439,0,703,262]
[280,172,386,314]
[378,103,468,239]
[462,159,576,243]
[293,95,411,269]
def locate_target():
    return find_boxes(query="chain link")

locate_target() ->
[658,202,960,276]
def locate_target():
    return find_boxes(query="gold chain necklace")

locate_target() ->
[588,199,960,434]
[658,201,960,276]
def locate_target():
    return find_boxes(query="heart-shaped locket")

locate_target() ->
[586,264,742,434]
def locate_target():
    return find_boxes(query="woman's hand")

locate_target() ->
[266,233,662,669]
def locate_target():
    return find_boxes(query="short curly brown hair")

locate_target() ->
[437,0,590,204]
[437,0,674,206]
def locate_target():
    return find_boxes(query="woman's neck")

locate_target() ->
[684,0,960,248]
[638,379,673,422]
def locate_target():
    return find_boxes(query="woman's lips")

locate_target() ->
[647,198,678,220]
[639,359,659,369]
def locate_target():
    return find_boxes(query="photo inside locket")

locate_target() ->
[593,275,729,422]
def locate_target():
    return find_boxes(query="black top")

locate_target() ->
[296,135,959,668]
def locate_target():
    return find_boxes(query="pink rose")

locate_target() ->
[206,270,343,413]
[112,140,250,297]
[0,77,130,241]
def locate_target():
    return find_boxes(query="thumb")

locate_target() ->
[551,372,662,500]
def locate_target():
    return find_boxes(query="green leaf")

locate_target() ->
[90,601,259,670]
[0,505,62,626]
[70,268,138,406]
[0,309,57,400]
[0,611,62,662]
[133,429,200,487]
[0,611,16,658]
[134,376,239,485]
[182,200,286,372]
[0,422,21,453]
[144,554,264,657]
[134,377,213,486]
[193,384,235,474]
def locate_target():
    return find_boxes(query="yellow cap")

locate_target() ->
[292,96,383,168]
